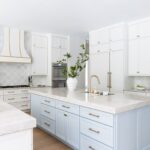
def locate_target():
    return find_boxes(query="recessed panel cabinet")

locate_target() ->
[51,35,69,62]
[89,23,125,92]
[31,94,150,150]
[56,109,79,149]
[128,19,150,76]
[31,94,41,126]
[31,33,48,75]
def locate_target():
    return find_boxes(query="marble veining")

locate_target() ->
[0,102,36,136]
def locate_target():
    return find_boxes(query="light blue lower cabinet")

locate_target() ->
[56,109,79,150]
[80,134,113,150]
[80,118,113,147]
[31,94,150,150]
[40,115,55,135]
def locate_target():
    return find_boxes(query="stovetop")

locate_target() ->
[0,85,30,88]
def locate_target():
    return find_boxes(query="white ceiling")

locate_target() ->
[0,0,150,34]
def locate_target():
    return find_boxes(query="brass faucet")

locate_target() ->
[89,75,100,93]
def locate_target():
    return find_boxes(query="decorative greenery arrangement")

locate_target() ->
[57,44,89,78]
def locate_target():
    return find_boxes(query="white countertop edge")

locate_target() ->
[0,103,36,136]
[30,89,150,114]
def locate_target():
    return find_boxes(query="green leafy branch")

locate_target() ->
[57,44,89,78]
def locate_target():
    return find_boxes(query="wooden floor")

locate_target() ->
[33,128,72,150]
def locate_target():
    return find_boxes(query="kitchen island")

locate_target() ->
[0,102,36,150]
[30,87,150,150]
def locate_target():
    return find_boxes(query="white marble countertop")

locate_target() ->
[30,87,150,114]
[0,102,36,136]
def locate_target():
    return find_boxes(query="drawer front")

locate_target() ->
[80,118,113,147]
[4,89,17,95]
[56,100,79,115]
[18,94,30,101]
[11,101,30,110]
[80,134,113,150]
[18,88,29,94]
[80,107,113,126]
[41,97,55,107]
[40,116,55,134]
[0,90,3,96]
[4,94,30,103]
[41,104,55,120]
[4,88,29,95]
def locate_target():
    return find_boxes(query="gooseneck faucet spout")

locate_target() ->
[89,75,100,93]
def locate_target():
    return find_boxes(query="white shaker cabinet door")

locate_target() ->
[31,34,48,75]
[66,112,79,149]
[139,37,150,75]
[31,94,41,126]
[98,28,109,44]
[128,39,140,75]
[90,52,109,91]
[110,50,124,92]
[110,24,125,41]
[51,35,69,63]
[139,19,150,37]
[56,109,66,141]
[128,23,140,40]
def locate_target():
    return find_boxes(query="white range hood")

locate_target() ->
[0,27,31,63]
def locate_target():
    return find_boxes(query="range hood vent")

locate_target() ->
[0,27,31,63]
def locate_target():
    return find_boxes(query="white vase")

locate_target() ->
[67,77,78,91]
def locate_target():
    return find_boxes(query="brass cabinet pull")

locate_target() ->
[44,122,50,127]
[62,105,70,109]
[89,113,100,118]
[89,128,100,134]
[89,146,96,150]
[44,110,50,114]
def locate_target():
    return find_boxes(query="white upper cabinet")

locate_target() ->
[89,28,109,54]
[90,23,125,54]
[128,18,150,76]
[139,37,150,75]
[129,19,150,39]
[139,20,150,37]
[31,33,48,75]
[128,39,139,75]
[98,28,109,44]
[128,23,140,40]
[89,23,126,92]
[110,50,124,92]
[110,24,125,41]
[51,35,69,62]
[110,24,125,51]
